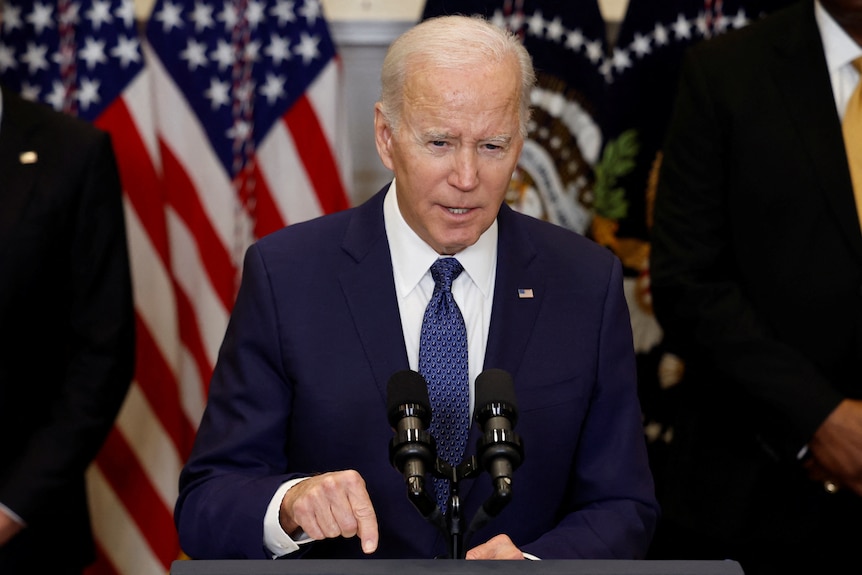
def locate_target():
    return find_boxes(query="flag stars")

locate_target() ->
[730,10,749,29]
[19,82,40,101]
[585,39,603,63]
[115,0,136,28]
[611,47,631,71]
[671,14,692,40]
[270,0,296,26]
[293,31,319,64]
[20,41,49,74]
[86,0,113,30]
[260,73,286,104]
[217,2,238,31]
[77,77,101,109]
[298,0,321,25]
[226,118,252,140]
[490,9,506,30]
[653,23,669,46]
[527,11,545,37]
[210,38,234,70]
[0,43,16,72]
[247,0,266,29]
[244,39,261,63]
[45,80,67,110]
[631,33,651,57]
[2,3,23,33]
[181,38,208,70]
[111,35,141,67]
[80,37,108,69]
[546,16,564,42]
[156,1,185,33]
[565,29,585,51]
[190,1,215,32]
[205,77,230,109]
[265,34,291,65]
[27,2,55,35]
[695,13,710,37]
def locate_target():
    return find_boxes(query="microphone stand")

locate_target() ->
[400,438,523,559]
[433,456,481,559]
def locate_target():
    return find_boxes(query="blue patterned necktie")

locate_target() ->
[419,257,470,513]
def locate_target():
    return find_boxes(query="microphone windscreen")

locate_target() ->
[475,369,517,411]
[387,370,431,425]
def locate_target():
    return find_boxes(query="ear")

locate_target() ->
[374,103,396,172]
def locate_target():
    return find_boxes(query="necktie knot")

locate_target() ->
[430,257,463,293]
[853,56,862,74]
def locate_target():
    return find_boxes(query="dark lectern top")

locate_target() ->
[170,559,744,575]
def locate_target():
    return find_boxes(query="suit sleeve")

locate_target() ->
[649,48,843,459]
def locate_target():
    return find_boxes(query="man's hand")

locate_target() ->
[278,470,378,554]
[806,398,862,496]
[466,534,525,560]
[0,508,23,547]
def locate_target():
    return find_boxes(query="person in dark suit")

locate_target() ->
[0,85,135,574]
[175,15,658,561]
[648,1,862,573]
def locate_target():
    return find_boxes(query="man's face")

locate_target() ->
[375,56,524,255]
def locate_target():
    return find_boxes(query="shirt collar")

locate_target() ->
[384,179,498,299]
[815,0,862,72]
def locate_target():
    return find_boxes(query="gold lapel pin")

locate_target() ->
[19,151,38,164]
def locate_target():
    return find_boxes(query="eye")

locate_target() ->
[430,140,447,148]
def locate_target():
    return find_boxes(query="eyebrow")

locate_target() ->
[421,131,513,145]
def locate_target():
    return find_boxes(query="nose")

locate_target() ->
[448,147,479,191]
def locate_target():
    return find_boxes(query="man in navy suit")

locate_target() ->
[175,15,658,561]
[0,84,135,574]
[649,1,862,573]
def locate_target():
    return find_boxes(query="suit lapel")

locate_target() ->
[483,204,544,377]
[0,87,41,248]
[767,3,862,259]
[462,204,545,505]
[338,190,411,405]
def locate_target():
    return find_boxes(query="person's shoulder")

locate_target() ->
[505,207,617,266]
[688,0,809,61]
[3,86,108,143]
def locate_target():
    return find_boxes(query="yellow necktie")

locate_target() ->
[844,57,862,226]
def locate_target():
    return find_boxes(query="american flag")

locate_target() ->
[1,0,350,573]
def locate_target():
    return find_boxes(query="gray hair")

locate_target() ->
[378,15,536,138]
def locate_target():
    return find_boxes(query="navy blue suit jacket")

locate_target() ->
[176,187,658,560]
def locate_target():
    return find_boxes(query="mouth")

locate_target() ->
[447,207,470,215]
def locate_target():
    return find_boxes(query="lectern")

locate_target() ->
[170,559,744,575]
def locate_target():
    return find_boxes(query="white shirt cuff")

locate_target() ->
[263,477,312,558]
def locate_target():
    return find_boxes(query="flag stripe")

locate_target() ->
[285,94,350,214]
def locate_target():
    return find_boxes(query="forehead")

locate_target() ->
[401,58,521,132]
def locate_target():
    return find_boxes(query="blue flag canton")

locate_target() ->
[145,0,338,177]
[0,0,144,122]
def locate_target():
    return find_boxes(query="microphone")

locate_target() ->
[474,368,524,516]
[387,370,437,517]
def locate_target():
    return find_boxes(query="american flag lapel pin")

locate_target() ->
[19,151,37,164]
[518,288,534,299]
